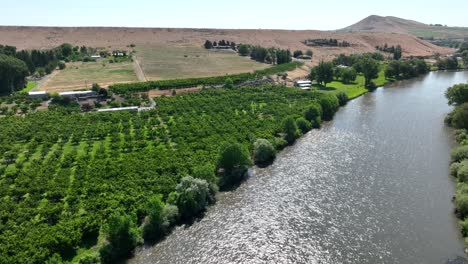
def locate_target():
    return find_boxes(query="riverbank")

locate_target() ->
[131,71,468,264]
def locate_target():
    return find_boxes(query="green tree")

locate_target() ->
[358,57,380,88]
[312,61,334,86]
[304,102,322,128]
[217,142,251,171]
[142,195,178,242]
[167,176,210,220]
[340,68,357,84]
[445,84,468,105]
[451,103,468,129]
[238,44,250,56]
[319,94,340,121]
[101,213,139,263]
[204,40,213,49]
[59,43,73,58]
[253,138,276,165]
[393,45,402,60]
[224,78,234,89]
[283,116,300,144]
[0,54,29,94]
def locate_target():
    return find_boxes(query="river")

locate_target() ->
[131,71,468,264]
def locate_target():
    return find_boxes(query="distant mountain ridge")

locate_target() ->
[339,15,468,40]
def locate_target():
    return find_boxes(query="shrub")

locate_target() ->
[142,197,178,243]
[58,61,66,70]
[100,213,139,263]
[224,78,234,89]
[167,176,210,221]
[458,162,468,182]
[253,138,276,165]
[296,117,312,134]
[461,218,468,237]
[217,143,251,171]
[452,145,468,162]
[272,137,288,150]
[446,84,468,105]
[451,162,462,177]
[304,102,322,122]
[456,192,468,218]
[451,103,468,129]
[336,91,349,106]
[78,252,100,264]
[319,94,340,121]
[283,116,300,144]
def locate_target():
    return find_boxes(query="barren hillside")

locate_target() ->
[0,26,453,61]
[340,15,468,40]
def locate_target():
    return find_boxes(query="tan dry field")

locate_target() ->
[136,44,269,80]
[0,26,453,61]
[38,60,138,92]
[0,26,454,89]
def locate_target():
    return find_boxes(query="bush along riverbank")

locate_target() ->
[444,84,468,245]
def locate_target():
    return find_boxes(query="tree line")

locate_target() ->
[304,38,351,47]
[109,62,302,94]
[444,83,468,245]
[375,44,402,60]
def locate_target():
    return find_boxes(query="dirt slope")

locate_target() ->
[0,26,453,61]
[339,15,468,40]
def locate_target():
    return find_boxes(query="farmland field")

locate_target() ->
[136,44,270,80]
[39,60,138,92]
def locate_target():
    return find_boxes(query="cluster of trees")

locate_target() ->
[238,44,292,64]
[445,84,468,241]
[436,56,460,70]
[0,86,344,263]
[384,59,429,80]
[109,62,302,94]
[304,39,351,47]
[375,44,402,60]
[293,50,313,59]
[310,54,380,88]
[0,54,28,94]
[204,40,237,50]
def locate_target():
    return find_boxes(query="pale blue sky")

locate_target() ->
[1,0,467,30]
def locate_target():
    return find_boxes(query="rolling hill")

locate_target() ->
[339,15,468,40]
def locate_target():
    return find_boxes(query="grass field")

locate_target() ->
[21,81,37,93]
[39,60,138,92]
[316,70,388,99]
[136,44,270,80]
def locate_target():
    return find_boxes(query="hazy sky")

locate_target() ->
[2,0,467,30]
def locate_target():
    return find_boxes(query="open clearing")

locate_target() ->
[38,60,138,92]
[136,44,270,80]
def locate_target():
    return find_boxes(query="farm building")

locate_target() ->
[294,80,312,90]
[91,55,101,59]
[97,106,139,113]
[59,90,95,99]
[28,91,47,99]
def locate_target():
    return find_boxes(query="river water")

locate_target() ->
[131,71,468,264]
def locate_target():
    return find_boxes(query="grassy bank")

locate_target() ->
[315,70,388,99]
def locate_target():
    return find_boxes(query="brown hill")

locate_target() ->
[339,15,426,34]
[0,26,452,61]
[340,15,468,40]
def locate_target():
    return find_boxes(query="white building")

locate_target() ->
[28,91,47,99]
[294,80,312,90]
[59,91,95,99]
[91,55,101,59]
[97,106,139,113]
